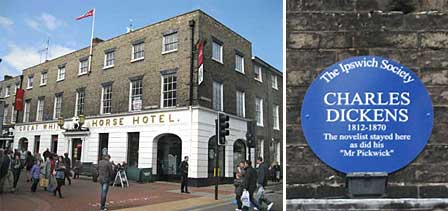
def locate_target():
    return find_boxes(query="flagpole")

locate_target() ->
[88,8,95,74]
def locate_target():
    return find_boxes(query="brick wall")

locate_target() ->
[287,0,448,198]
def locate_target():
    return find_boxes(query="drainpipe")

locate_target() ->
[188,20,195,106]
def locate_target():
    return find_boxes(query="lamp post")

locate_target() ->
[57,116,65,129]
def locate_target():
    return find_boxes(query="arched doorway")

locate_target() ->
[19,138,28,151]
[208,136,225,178]
[156,134,182,180]
[233,139,247,176]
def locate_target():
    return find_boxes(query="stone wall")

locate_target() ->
[286,0,448,198]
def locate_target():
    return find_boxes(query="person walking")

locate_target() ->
[53,156,66,198]
[11,154,22,190]
[1,150,14,193]
[180,156,189,193]
[25,151,34,182]
[42,155,52,191]
[256,157,274,210]
[73,159,81,179]
[30,160,41,192]
[97,154,113,211]
[43,148,50,161]
[0,149,5,192]
[234,161,246,211]
[242,160,259,211]
[63,153,72,185]
[273,161,281,183]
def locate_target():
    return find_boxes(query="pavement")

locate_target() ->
[0,171,283,211]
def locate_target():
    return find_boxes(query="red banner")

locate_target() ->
[197,41,203,66]
[15,88,24,111]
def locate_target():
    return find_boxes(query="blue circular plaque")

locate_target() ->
[301,56,434,173]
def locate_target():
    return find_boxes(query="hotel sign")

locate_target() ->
[301,56,434,173]
[16,112,182,132]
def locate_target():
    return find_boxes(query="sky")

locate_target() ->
[0,0,283,79]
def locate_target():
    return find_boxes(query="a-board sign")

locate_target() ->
[301,56,434,173]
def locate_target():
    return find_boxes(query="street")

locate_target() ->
[0,171,282,211]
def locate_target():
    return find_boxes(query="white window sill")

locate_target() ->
[103,65,114,70]
[78,72,88,77]
[212,58,223,64]
[257,124,264,127]
[56,79,65,82]
[162,49,178,55]
[254,78,263,83]
[4,95,9,98]
[40,83,47,87]
[131,57,144,63]
[274,127,280,131]
[235,69,245,75]
[26,87,33,90]
[272,87,278,90]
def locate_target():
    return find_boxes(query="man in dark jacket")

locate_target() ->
[180,156,190,193]
[63,153,71,185]
[256,157,274,210]
[97,154,113,211]
[242,160,259,211]
[43,148,50,161]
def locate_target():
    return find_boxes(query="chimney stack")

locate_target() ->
[92,37,104,45]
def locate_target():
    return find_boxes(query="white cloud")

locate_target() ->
[2,43,74,71]
[26,13,63,31]
[0,16,13,30]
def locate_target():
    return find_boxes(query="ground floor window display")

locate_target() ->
[13,107,255,186]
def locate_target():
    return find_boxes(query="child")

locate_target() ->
[30,160,41,192]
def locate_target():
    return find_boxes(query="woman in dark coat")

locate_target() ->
[53,156,66,198]
[25,151,34,182]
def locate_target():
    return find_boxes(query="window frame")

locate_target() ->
[131,42,145,62]
[212,81,223,111]
[4,86,10,97]
[162,32,178,54]
[3,104,8,124]
[40,72,48,86]
[129,79,143,112]
[57,66,66,81]
[103,50,115,69]
[27,76,34,89]
[100,84,112,114]
[254,65,263,82]
[236,90,245,118]
[36,98,44,122]
[75,89,85,116]
[271,74,278,90]
[212,41,223,63]
[160,73,177,108]
[23,100,31,122]
[273,104,280,130]
[53,94,63,120]
[255,97,264,127]
[78,59,89,76]
[235,53,245,74]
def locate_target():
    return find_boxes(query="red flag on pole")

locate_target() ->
[15,88,24,111]
[76,9,94,20]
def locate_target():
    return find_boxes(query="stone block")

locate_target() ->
[420,32,448,49]
[354,31,418,48]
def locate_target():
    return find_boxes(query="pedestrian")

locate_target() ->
[30,160,41,192]
[42,155,52,191]
[234,161,246,211]
[63,153,72,185]
[35,153,44,164]
[180,156,189,193]
[242,160,259,211]
[256,157,274,210]
[0,149,5,192]
[1,149,14,193]
[25,151,34,182]
[73,159,81,179]
[43,148,50,161]
[53,156,66,198]
[97,154,113,211]
[273,161,281,183]
[11,153,22,190]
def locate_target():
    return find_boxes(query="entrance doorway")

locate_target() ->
[19,138,28,151]
[71,138,82,162]
[233,139,246,175]
[156,134,182,180]
[208,136,225,178]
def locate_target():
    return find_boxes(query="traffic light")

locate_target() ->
[217,113,229,145]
